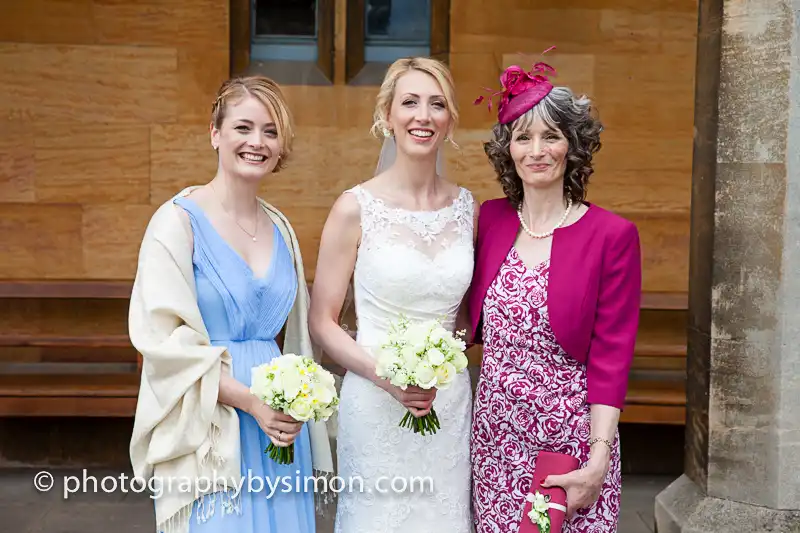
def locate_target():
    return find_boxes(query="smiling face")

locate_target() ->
[509,111,569,191]
[210,93,282,182]
[386,69,452,161]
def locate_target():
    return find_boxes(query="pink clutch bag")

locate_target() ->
[519,450,580,533]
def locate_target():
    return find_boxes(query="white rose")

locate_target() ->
[318,368,337,389]
[309,364,335,393]
[311,382,334,405]
[315,405,335,421]
[533,492,548,513]
[390,368,410,389]
[280,369,302,401]
[287,395,314,421]
[434,362,457,389]
[275,354,296,369]
[401,345,419,371]
[255,382,276,404]
[429,326,448,344]
[425,347,446,367]
[250,365,270,397]
[447,335,467,352]
[405,323,430,350]
[413,363,437,389]
[452,352,469,372]
[375,362,390,379]
[375,356,392,378]
[377,349,402,378]
[266,371,283,397]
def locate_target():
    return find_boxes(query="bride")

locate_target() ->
[309,56,478,532]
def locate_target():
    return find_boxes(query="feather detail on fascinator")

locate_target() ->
[475,46,558,124]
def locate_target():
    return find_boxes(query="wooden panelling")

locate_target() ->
[0,122,35,202]
[630,212,691,293]
[0,0,234,281]
[443,129,498,198]
[0,43,178,124]
[92,0,227,48]
[178,48,230,124]
[0,1,95,45]
[282,85,378,129]
[82,205,157,279]
[0,205,84,278]
[593,55,695,136]
[0,0,698,285]
[585,171,692,215]
[449,53,499,128]
[502,53,596,95]
[150,124,218,204]
[34,124,151,204]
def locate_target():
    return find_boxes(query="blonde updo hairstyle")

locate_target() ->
[210,75,295,173]
[370,57,460,147]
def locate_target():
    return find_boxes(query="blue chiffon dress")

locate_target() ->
[172,195,315,533]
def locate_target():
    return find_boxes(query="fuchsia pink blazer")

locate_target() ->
[467,197,643,410]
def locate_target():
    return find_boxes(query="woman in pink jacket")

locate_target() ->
[468,59,642,533]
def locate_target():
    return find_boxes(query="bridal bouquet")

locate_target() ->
[375,315,470,435]
[250,353,339,464]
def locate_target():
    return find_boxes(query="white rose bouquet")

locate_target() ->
[250,353,339,464]
[375,315,469,435]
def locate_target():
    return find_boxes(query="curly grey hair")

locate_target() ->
[484,87,603,209]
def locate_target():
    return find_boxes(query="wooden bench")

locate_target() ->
[0,280,688,424]
[0,280,133,299]
[619,292,688,425]
[0,279,139,417]
[0,279,348,418]
[0,374,140,417]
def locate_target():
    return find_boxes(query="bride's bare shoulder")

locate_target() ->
[326,187,364,227]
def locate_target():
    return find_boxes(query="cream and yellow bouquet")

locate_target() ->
[375,315,469,435]
[250,353,339,464]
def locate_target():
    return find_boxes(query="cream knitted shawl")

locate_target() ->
[128,187,334,533]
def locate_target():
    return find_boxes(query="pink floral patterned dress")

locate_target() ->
[470,248,621,533]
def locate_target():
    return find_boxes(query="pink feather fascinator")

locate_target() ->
[475,46,558,124]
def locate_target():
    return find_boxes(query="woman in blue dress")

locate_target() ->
[128,76,334,533]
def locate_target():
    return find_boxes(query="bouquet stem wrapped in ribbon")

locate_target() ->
[250,354,340,464]
[375,315,469,435]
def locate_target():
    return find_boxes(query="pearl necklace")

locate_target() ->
[517,197,573,239]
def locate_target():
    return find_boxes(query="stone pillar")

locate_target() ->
[655,1,800,531]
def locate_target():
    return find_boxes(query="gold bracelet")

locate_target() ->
[588,437,614,449]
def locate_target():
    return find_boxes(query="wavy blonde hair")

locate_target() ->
[211,76,295,172]
[370,57,459,145]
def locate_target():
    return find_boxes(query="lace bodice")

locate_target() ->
[346,184,475,349]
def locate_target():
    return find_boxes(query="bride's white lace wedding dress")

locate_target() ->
[334,184,475,533]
